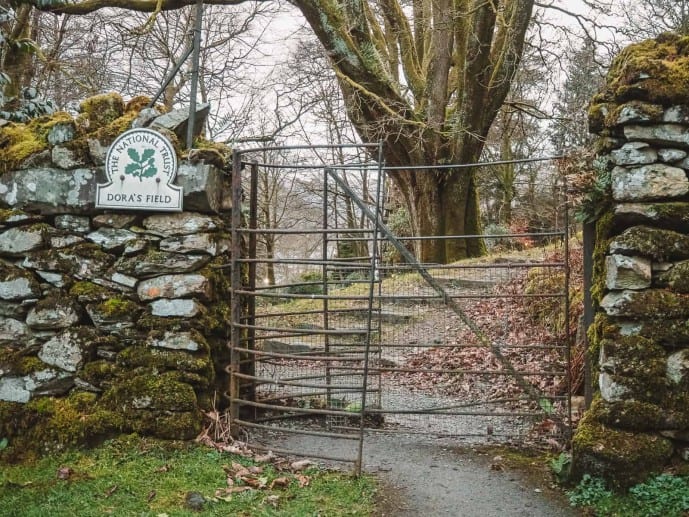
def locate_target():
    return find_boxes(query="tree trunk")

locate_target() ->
[392,166,484,264]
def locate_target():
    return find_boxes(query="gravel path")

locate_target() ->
[274,431,579,516]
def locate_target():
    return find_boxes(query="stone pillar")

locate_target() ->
[572,33,689,489]
[0,93,233,458]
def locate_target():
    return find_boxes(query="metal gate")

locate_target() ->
[228,144,572,472]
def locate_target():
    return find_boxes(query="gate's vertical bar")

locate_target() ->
[563,174,573,437]
[322,170,332,423]
[355,142,385,475]
[247,161,259,419]
[229,150,243,435]
[582,222,595,409]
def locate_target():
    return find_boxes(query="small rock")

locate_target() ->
[137,274,212,301]
[92,214,137,229]
[86,228,138,251]
[142,212,218,236]
[184,491,206,511]
[149,299,203,318]
[54,215,91,233]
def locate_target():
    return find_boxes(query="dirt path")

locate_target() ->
[274,432,578,516]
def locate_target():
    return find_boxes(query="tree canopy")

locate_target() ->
[22,0,539,262]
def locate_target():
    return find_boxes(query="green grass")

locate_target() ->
[0,435,376,516]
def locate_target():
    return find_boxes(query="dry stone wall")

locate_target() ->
[0,94,233,457]
[573,33,689,488]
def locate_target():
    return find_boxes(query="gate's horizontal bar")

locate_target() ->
[232,346,370,362]
[377,342,568,350]
[231,258,373,267]
[253,371,368,382]
[364,408,541,417]
[386,231,565,241]
[375,293,566,300]
[233,372,368,391]
[334,426,527,438]
[238,227,375,235]
[259,389,371,403]
[232,397,368,417]
[249,307,383,319]
[233,290,375,301]
[234,419,360,440]
[379,261,566,271]
[330,365,567,376]
[232,323,369,335]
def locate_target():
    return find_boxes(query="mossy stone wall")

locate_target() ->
[0,94,233,460]
[573,33,689,489]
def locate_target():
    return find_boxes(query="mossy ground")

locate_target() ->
[0,435,377,516]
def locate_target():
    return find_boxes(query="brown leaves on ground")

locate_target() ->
[387,244,584,414]
[211,456,313,502]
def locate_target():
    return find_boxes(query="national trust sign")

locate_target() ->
[96,128,183,211]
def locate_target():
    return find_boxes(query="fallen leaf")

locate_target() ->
[290,459,314,472]
[295,474,310,488]
[254,451,275,463]
[104,485,118,497]
[269,477,290,489]
[56,467,73,480]
[155,465,171,473]
[231,462,251,478]
[248,466,263,475]
[264,495,280,508]
[147,490,156,502]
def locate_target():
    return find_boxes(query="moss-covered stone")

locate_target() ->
[0,393,123,461]
[117,346,213,379]
[610,225,689,261]
[608,101,664,126]
[0,112,74,173]
[93,297,141,319]
[587,399,665,431]
[593,312,689,346]
[601,288,689,319]
[69,281,115,303]
[100,373,197,412]
[78,360,121,389]
[591,212,614,307]
[571,414,674,490]
[657,260,689,292]
[77,92,124,131]
[598,32,689,107]
[128,409,202,440]
[612,202,689,234]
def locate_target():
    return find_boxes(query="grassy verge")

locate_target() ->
[0,435,376,516]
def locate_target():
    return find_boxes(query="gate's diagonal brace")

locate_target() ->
[325,167,565,428]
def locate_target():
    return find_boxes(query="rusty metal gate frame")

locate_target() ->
[229,146,572,474]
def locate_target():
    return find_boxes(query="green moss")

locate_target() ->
[0,209,29,224]
[0,123,45,173]
[117,346,213,379]
[587,399,665,431]
[96,297,141,318]
[100,373,197,413]
[571,414,673,490]
[592,211,614,307]
[0,395,123,461]
[605,289,689,319]
[77,92,124,130]
[79,360,121,388]
[16,356,45,375]
[658,260,689,292]
[588,103,610,134]
[603,33,689,106]
[611,226,689,261]
[69,281,114,303]
[606,100,664,126]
